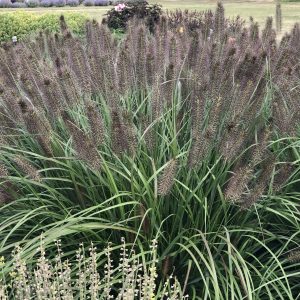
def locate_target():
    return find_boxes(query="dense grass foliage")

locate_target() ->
[0,4,300,298]
[0,12,87,42]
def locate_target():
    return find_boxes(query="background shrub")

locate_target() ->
[115,0,145,3]
[83,0,94,6]
[25,0,39,7]
[0,0,11,7]
[40,0,52,6]
[10,1,26,6]
[52,0,66,6]
[0,12,87,42]
[66,0,79,6]
[94,0,108,6]
[104,0,162,32]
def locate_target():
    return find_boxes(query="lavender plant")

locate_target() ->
[0,0,11,7]
[9,1,26,6]
[94,0,108,6]
[0,5,299,299]
[83,0,94,6]
[25,0,39,7]
[52,0,66,6]
[66,0,79,6]
[0,238,187,299]
[40,0,52,6]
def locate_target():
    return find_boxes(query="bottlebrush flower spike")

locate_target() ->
[13,156,42,182]
[158,159,178,196]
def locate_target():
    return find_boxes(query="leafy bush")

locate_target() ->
[83,0,94,6]
[52,0,66,6]
[94,0,108,6]
[104,0,162,32]
[115,0,146,3]
[0,12,87,42]
[66,0,79,6]
[40,0,52,6]
[10,1,26,6]
[25,0,39,7]
[0,0,11,7]
[0,5,300,299]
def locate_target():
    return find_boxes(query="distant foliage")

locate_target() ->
[104,0,162,32]
[0,12,87,42]
[0,0,110,7]
[83,0,94,5]
[25,0,39,7]
[0,0,11,7]
[94,0,108,5]
[114,0,145,3]
[40,0,52,6]
[66,0,79,5]
[9,1,26,6]
[52,0,66,6]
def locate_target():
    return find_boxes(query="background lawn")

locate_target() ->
[0,0,299,34]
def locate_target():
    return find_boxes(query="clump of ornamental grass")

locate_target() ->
[0,4,300,298]
[0,237,187,299]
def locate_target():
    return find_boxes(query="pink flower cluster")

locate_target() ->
[115,3,126,11]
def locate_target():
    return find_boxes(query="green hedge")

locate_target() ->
[0,12,88,42]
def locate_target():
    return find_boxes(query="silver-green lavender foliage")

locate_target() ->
[0,238,187,299]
